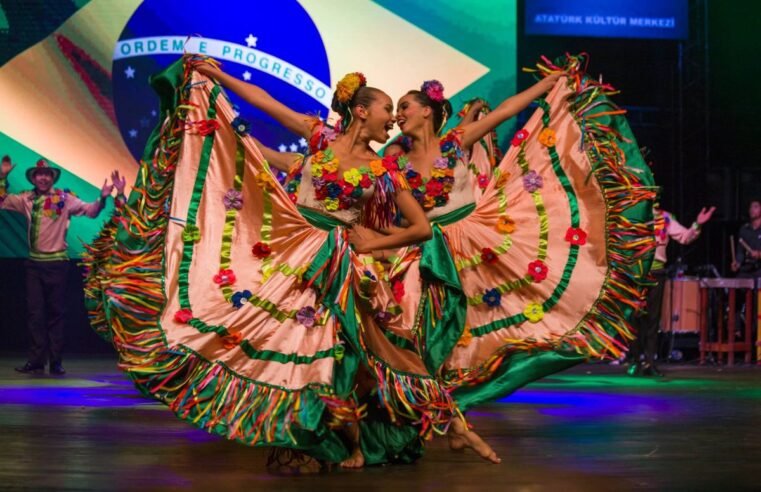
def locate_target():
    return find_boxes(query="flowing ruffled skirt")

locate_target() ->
[362,57,656,411]
[83,59,453,464]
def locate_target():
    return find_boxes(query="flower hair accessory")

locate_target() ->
[421,80,445,102]
[335,72,367,104]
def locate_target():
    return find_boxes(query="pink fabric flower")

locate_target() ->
[477,173,489,190]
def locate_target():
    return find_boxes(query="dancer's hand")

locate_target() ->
[192,60,222,79]
[0,160,14,178]
[542,72,564,89]
[696,206,716,225]
[100,179,114,199]
[348,225,375,253]
[111,170,126,196]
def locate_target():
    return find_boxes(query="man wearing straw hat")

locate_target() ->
[0,156,124,375]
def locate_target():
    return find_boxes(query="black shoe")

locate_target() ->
[15,362,45,374]
[49,363,66,376]
[641,364,664,377]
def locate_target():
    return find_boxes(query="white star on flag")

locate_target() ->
[151,110,157,117]
[128,129,138,138]
[242,71,252,81]
[299,138,307,147]
[125,66,135,79]
[289,143,298,152]
[278,144,287,152]
[245,34,258,48]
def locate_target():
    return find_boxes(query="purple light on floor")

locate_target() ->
[498,390,679,419]
[0,385,149,407]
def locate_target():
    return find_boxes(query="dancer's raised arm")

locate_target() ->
[194,62,314,138]
[459,73,562,149]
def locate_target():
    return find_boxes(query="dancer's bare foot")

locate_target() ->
[340,447,365,469]
[449,418,501,464]
[340,423,365,469]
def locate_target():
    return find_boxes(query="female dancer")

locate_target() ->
[84,56,464,469]
[356,55,656,459]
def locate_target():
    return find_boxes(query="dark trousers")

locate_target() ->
[631,269,667,365]
[25,260,69,366]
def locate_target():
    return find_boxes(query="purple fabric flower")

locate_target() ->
[223,189,243,210]
[421,80,445,102]
[433,157,449,169]
[375,310,392,324]
[522,171,543,193]
[296,306,316,327]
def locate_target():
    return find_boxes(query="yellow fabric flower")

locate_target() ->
[496,215,516,234]
[343,168,361,186]
[370,160,387,177]
[496,172,511,188]
[255,172,274,190]
[431,168,447,179]
[322,160,338,173]
[538,128,557,147]
[423,195,435,209]
[324,198,339,211]
[523,302,544,323]
[457,326,473,347]
[335,72,366,103]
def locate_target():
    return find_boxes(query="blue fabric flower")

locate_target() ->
[231,116,251,136]
[482,288,502,308]
[441,141,454,153]
[231,290,252,309]
[326,182,342,198]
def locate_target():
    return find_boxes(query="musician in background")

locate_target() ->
[731,199,761,278]
[629,203,716,377]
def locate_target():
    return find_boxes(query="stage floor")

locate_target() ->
[0,357,759,491]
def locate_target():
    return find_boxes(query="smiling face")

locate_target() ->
[395,93,431,136]
[32,169,55,194]
[356,91,395,144]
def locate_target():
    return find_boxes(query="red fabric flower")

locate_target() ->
[527,260,548,282]
[481,247,498,264]
[392,280,405,303]
[382,154,399,172]
[425,180,444,195]
[323,171,338,182]
[196,119,221,136]
[339,180,355,196]
[407,174,423,189]
[477,173,489,190]
[252,242,272,258]
[288,193,298,204]
[213,268,236,286]
[565,227,588,246]
[511,129,530,147]
[174,308,193,324]
[359,175,373,188]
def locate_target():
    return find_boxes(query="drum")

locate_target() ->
[661,277,702,333]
